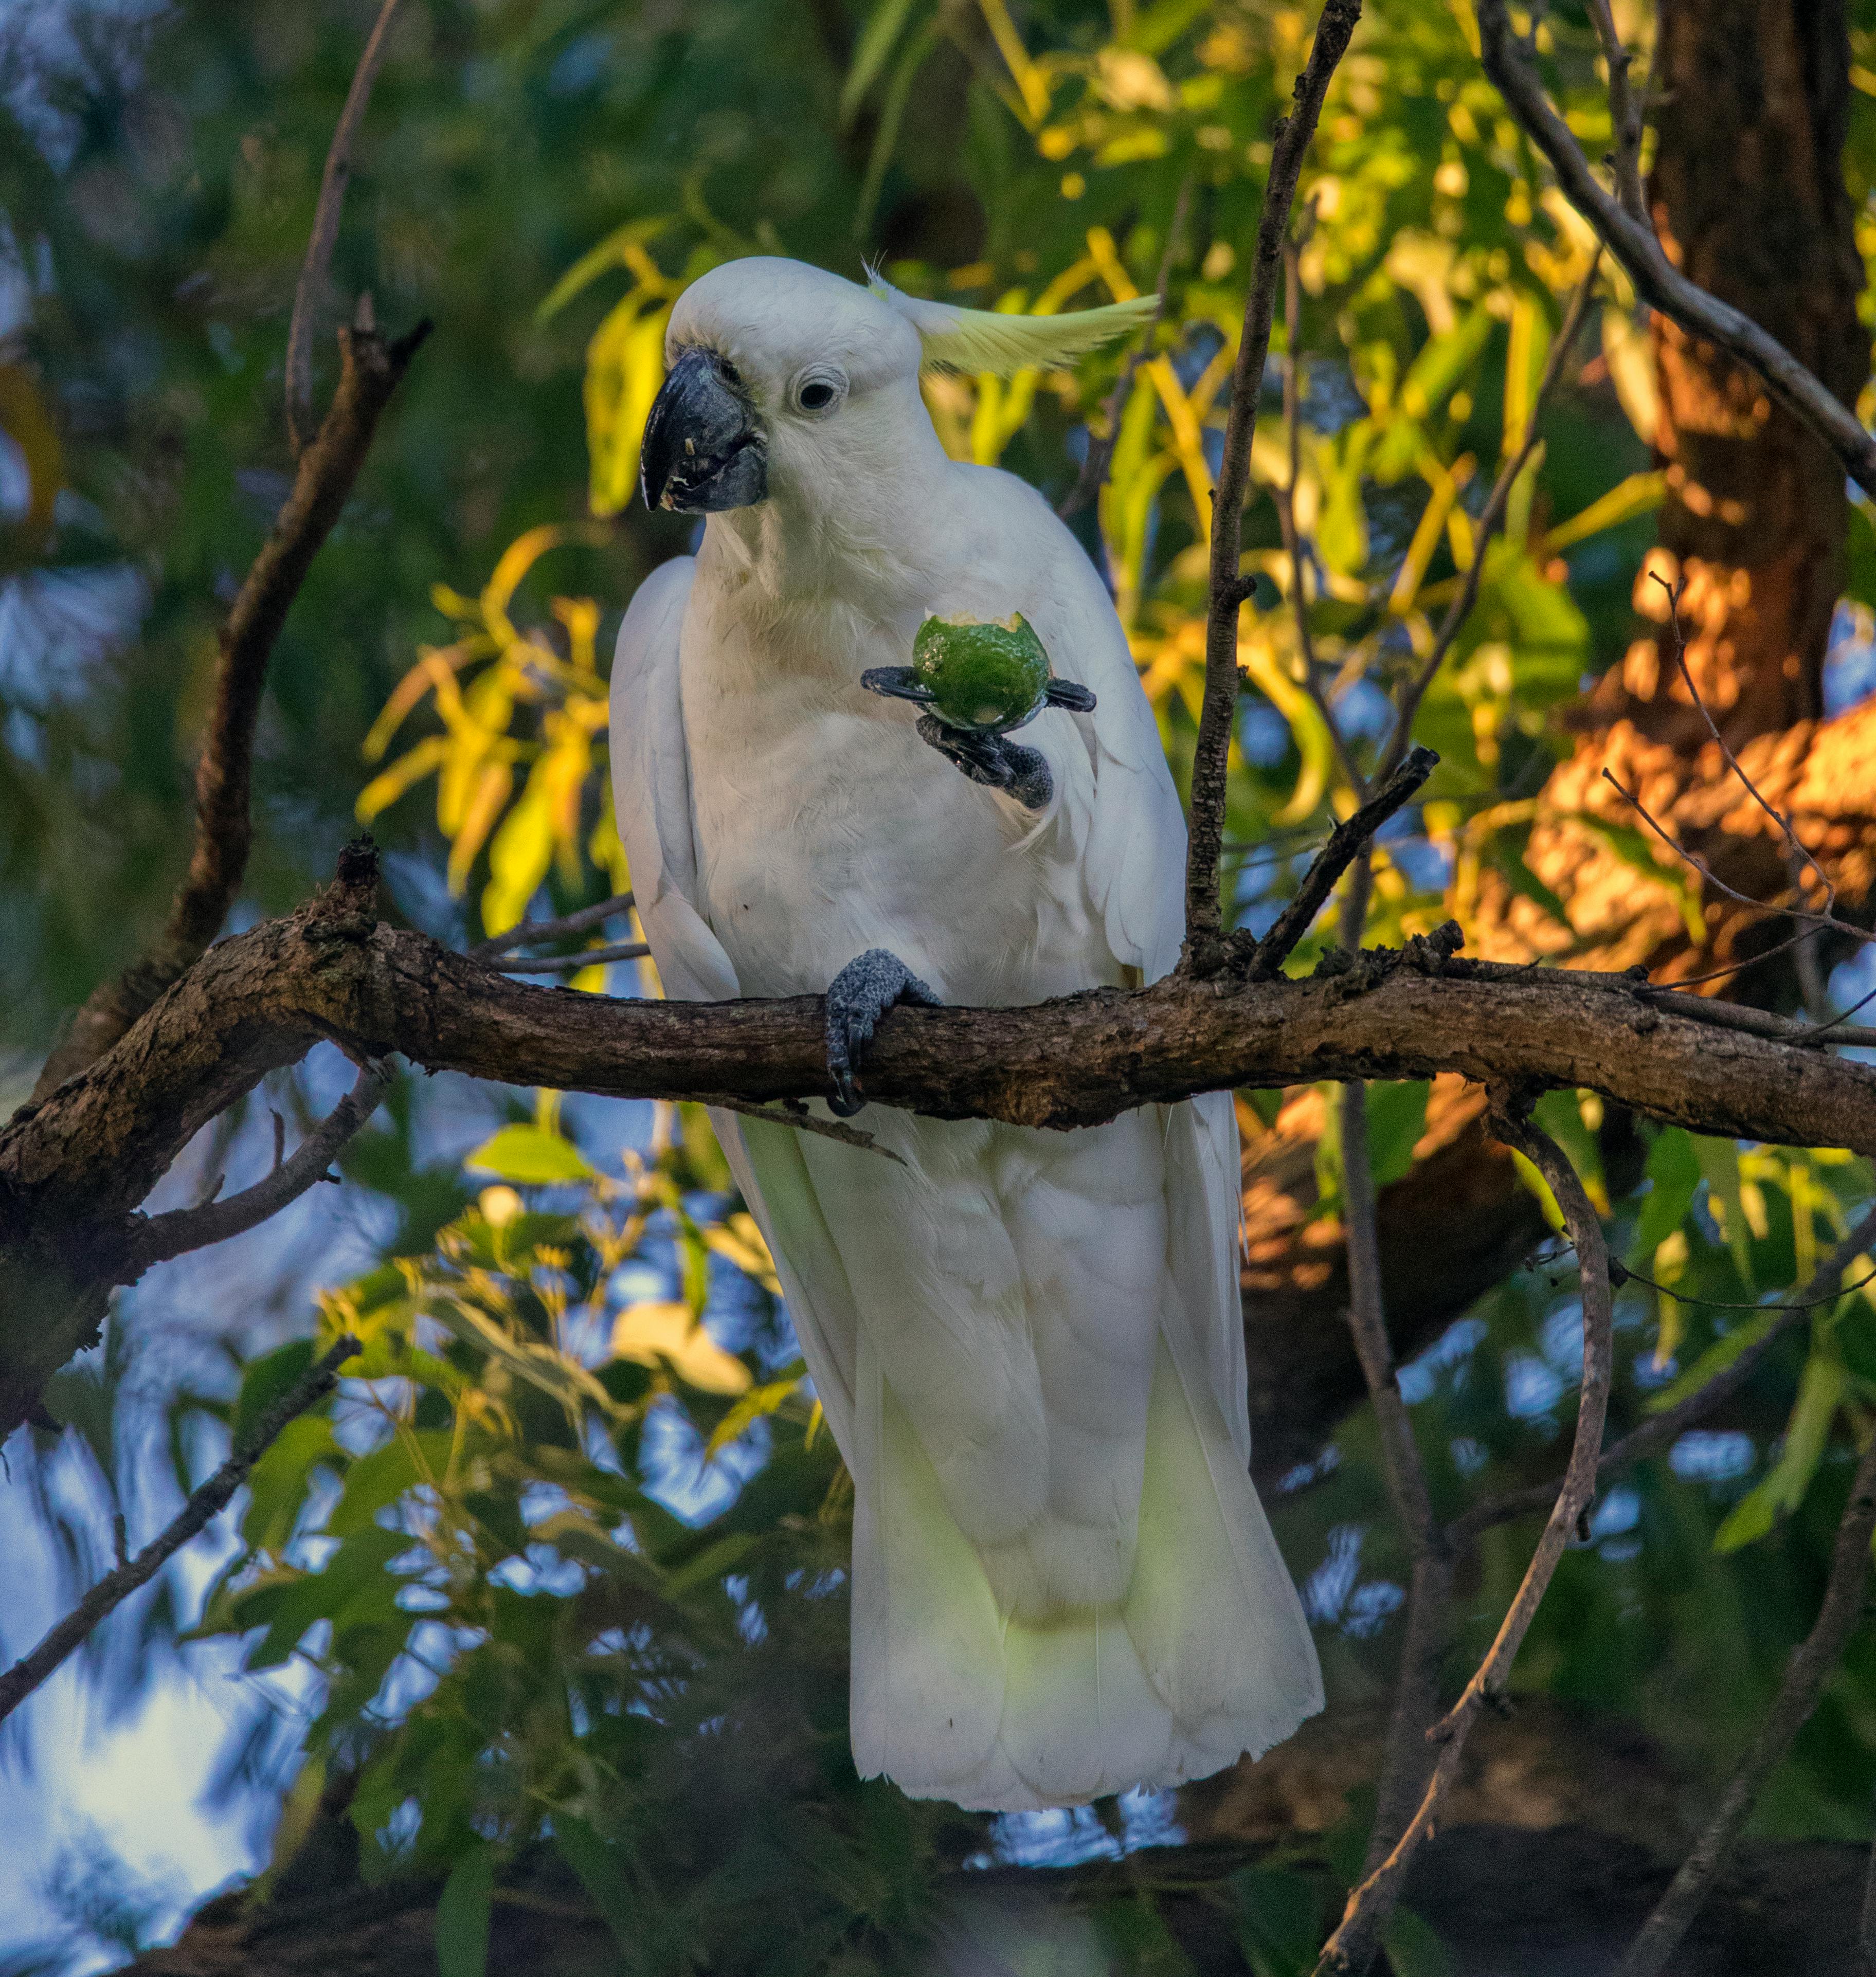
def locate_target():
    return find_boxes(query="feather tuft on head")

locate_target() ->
[868,274,1158,377]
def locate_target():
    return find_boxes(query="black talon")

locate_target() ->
[861,666,935,705]
[1042,678,1097,713]
[913,716,1055,811]
[825,949,942,1117]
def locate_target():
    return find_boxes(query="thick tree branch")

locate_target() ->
[8,846,1876,1444]
[0,1336,357,1726]
[1617,1434,1876,1977]
[1185,0,1362,966]
[1315,1104,1614,1974]
[1475,0,1876,499]
[31,322,428,1102]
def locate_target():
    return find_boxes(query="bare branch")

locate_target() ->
[32,320,429,1103]
[1616,1434,1876,1977]
[1243,745,1437,979]
[1475,0,1876,498]
[471,893,636,959]
[1584,0,1648,223]
[1185,0,1363,968]
[1451,1202,1876,1546]
[11,847,1876,1443]
[1381,258,1600,778]
[1334,1032,1453,1872]
[285,0,407,455]
[1278,220,1369,800]
[1314,1103,1614,1974]
[1057,175,1193,521]
[128,1062,392,1270]
[0,1336,358,1727]
[699,1095,906,1164]
[495,941,652,974]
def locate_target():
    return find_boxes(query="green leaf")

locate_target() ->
[662,1530,758,1598]
[465,1124,596,1185]
[1693,1136,1755,1289]
[1382,1905,1456,1977]
[231,1338,317,1453]
[705,1360,808,1458]
[1646,1308,1784,1414]
[1635,1127,1702,1257]
[553,1818,642,1953]
[1714,1351,1845,1552]
[841,0,924,123]
[328,1429,456,1538]
[1367,1081,1430,1189]
[535,217,666,323]
[435,1844,494,1977]
[1532,1089,1604,1206]
[242,1414,340,1551]
[1232,1864,1322,1977]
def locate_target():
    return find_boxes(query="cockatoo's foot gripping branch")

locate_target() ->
[824,948,943,1117]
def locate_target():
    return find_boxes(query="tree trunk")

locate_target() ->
[1241,0,1874,1475]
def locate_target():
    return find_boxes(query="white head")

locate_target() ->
[638,256,1156,537]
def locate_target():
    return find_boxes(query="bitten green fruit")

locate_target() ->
[911,611,1052,735]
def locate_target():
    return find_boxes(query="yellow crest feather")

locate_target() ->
[870,276,1157,377]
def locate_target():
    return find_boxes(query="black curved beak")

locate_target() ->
[640,347,768,514]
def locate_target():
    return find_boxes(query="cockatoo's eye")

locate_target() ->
[790,367,847,416]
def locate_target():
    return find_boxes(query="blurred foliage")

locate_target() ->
[11,0,1876,1969]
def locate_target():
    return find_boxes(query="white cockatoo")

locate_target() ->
[609,256,1321,1811]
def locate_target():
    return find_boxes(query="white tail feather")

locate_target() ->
[852,1333,1323,1811]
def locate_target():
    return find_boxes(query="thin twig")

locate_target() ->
[1315,1101,1614,1975]
[1652,573,1838,913]
[1242,745,1437,980]
[495,942,652,974]
[1333,860,1454,1871]
[1057,175,1193,520]
[1475,0,1876,497]
[701,1094,908,1164]
[129,1063,392,1270]
[32,320,429,1103]
[1380,257,1600,779]
[1278,220,1368,799]
[1616,1432,1876,1977]
[1584,0,1647,223]
[0,1336,359,1726]
[1185,0,1363,969]
[1601,766,1873,956]
[471,892,636,959]
[1451,1203,1876,1546]
[285,0,407,455]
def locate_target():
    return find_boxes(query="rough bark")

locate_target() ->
[6,845,1876,1446]
[1241,0,1875,1458]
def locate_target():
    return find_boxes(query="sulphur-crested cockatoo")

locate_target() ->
[610,257,1321,1811]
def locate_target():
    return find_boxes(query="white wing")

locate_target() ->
[609,560,863,1448]
[991,480,1253,1466]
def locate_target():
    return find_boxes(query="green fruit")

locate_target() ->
[911,611,1052,735]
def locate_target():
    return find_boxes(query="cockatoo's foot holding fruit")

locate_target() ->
[824,949,942,1117]
[914,715,1054,811]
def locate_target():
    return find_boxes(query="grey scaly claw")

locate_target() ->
[914,715,1054,811]
[825,948,941,1118]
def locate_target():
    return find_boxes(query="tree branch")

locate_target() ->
[31,320,429,1103]
[285,0,407,456]
[0,1336,358,1727]
[1616,1433,1876,1977]
[1243,746,1437,977]
[1185,0,1363,968]
[1314,1102,1615,1974]
[127,1062,392,1270]
[1474,0,1876,498]
[9,846,1876,1442]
